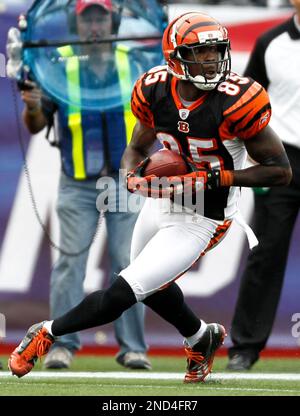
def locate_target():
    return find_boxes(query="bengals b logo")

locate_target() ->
[178,121,190,133]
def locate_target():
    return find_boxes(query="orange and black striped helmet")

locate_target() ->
[162,12,231,90]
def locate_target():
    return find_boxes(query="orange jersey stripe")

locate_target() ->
[225,88,269,124]
[234,107,271,138]
[219,87,271,140]
[136,77,150,106]
[131,79,154,128]
[203,220,232,254]
[171,77,208,111]
[223,81,262,117]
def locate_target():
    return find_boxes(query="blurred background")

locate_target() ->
[0,0,299,354]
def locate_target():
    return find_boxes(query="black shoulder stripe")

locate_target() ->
[223,85,263,118]
[228,110,252,134]
[235,103,271,134]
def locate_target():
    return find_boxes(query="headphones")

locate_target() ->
[68,3,122,35]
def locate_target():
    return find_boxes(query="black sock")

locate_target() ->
[143,282,201,337]
[52,277,136,336]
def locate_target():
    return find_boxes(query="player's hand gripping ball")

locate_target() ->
[127,149,231,198]
[127,149,190,198]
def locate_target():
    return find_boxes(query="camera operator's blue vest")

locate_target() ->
[56,45,135,180]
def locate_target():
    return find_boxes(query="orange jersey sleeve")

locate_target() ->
[131,75,154,129]
[219,79,271,141]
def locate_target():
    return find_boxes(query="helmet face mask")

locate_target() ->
[163,12,231,91]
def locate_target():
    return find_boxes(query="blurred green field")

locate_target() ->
[1,355,300,396]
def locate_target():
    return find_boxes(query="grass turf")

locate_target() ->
[1,355,300,396]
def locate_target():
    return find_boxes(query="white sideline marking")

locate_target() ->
[1,371,300,381]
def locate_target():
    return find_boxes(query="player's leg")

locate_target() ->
[51,198,160,335]
[143,282,200,337]
[7,198,158,377]
[51,211,229,381]
[120,213,229,382]
[15,214,207,337]
[8,207,229,379]
[144,283,226,382]
[120,210,231,300]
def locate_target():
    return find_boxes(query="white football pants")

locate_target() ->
[120,198,232,301]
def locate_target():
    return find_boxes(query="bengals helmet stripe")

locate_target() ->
[169,12,226,47]
[180,22,221,43]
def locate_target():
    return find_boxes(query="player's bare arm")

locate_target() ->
[121,120,156,173]
[232,125,292,187]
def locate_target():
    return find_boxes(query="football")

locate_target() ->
[143,149,188,177]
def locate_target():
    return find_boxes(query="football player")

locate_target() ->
[8,12,291,383]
